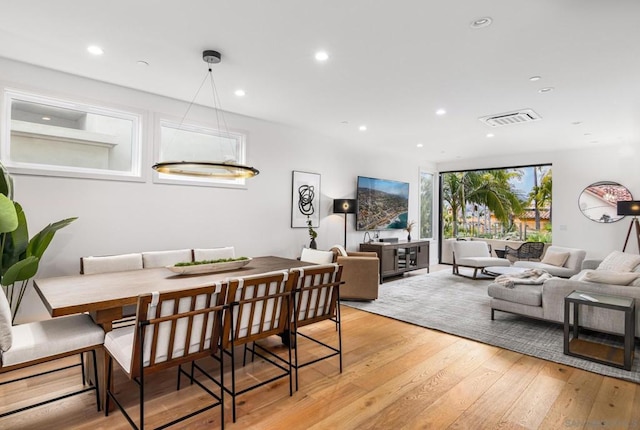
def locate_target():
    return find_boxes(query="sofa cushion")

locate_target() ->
[488,283,542,307]
[541,250,569,267]
[597,251,640,272]
[579,270,640,285]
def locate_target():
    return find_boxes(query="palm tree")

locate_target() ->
[441,169,524,238]
[527,168,552,226]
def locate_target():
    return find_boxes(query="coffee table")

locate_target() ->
[483,266,528,277]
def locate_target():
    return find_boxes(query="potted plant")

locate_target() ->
[0,164,76,323]
[405,220,415,242]
[307,217,318,249]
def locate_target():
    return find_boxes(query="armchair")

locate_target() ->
[330,246,380,300]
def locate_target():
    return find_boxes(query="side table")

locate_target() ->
[564,290,635,370]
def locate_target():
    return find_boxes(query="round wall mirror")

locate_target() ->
[579,181,633,223]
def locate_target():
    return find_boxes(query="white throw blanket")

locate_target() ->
[494,268,553,289]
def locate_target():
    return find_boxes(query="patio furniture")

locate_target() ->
[504,242,545,261]
[451,240,511,279]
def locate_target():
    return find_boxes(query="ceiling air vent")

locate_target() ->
[479,109,541,127]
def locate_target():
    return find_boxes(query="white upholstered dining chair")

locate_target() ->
[0,291,105,418]
[104,285,226,429]
[141,248,193,268]
[300,248,335,264]
[193,246,235,261]
[80,253,145,326]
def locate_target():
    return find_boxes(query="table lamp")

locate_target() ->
[333,199,356,248]
[617,200,640,252]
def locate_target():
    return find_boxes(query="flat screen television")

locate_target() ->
[356,176,409,231]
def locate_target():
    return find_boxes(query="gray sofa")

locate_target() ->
[488,259,640,337]
[512,245,586,278]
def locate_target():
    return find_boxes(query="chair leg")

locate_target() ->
[105,356,112,417]
[80,353,86,385]
[91,349,101,412]
[139,371,144,430]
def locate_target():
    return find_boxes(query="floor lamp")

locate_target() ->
[617,201,640,252]
[333,199,356,248]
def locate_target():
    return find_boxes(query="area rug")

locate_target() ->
[343,270,640,384]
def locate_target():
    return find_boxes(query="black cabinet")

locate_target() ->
[359,240,429,282]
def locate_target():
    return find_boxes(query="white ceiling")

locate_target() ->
[1,0,639,163]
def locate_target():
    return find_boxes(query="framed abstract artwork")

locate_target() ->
[291,171,320,228]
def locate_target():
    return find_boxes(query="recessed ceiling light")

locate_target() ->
[340,120,349,124]
[42,116,51,121]
[529,76,541,81]
[435,108,446,116]
[234,89,246,97]
[538,87,554,93]
[584,133,592,136]
[470,17,493,28]
[315,51,329,62]
[87,45,104,56]
[136,60,149,66]
[416,143,424,148]
[571,121,582,125]
[359,125,367,131]
[486,133,495,138]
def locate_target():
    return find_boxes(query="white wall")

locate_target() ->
[437,144,640,260]
[0,58,435,322]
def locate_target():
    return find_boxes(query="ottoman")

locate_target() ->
[487,282,544,320]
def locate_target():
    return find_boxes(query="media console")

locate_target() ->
[359,240,430,283]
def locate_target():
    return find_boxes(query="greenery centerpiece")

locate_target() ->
[174,256,249,267]
[0,164,76,323]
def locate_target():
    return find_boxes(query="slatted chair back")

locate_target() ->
[104,284,227,429]
[288,263,344,391]
[224,271,296,346]
[220,270,298,422]
[127,284,227,378]
[291,264,343,328]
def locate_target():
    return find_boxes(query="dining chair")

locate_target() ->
[141,249,193,268]
[300,248,335,264]
[0,291,105,418]
[80,253,144,275]
[193,246,235,261]
[104,284,226,429]
[210,270,297,423]
[288,264,343,390]
[80,253,144,327]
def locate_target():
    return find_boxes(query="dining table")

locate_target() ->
[34,255,312,332]
[33,255,315,410]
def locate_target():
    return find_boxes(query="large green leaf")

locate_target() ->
[1,203,28,276]
[0,162,13,199]
[1,256,39,286]
[27,217,77,259]
[0,194,18,233]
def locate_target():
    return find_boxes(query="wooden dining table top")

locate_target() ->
[34,255,312,319]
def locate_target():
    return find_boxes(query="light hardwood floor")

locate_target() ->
[2,268,640,429]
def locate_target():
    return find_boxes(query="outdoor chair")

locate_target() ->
[0,291,105,418]
[104,285,226,429]
[451,240,511,279]
[504,242,545,261]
